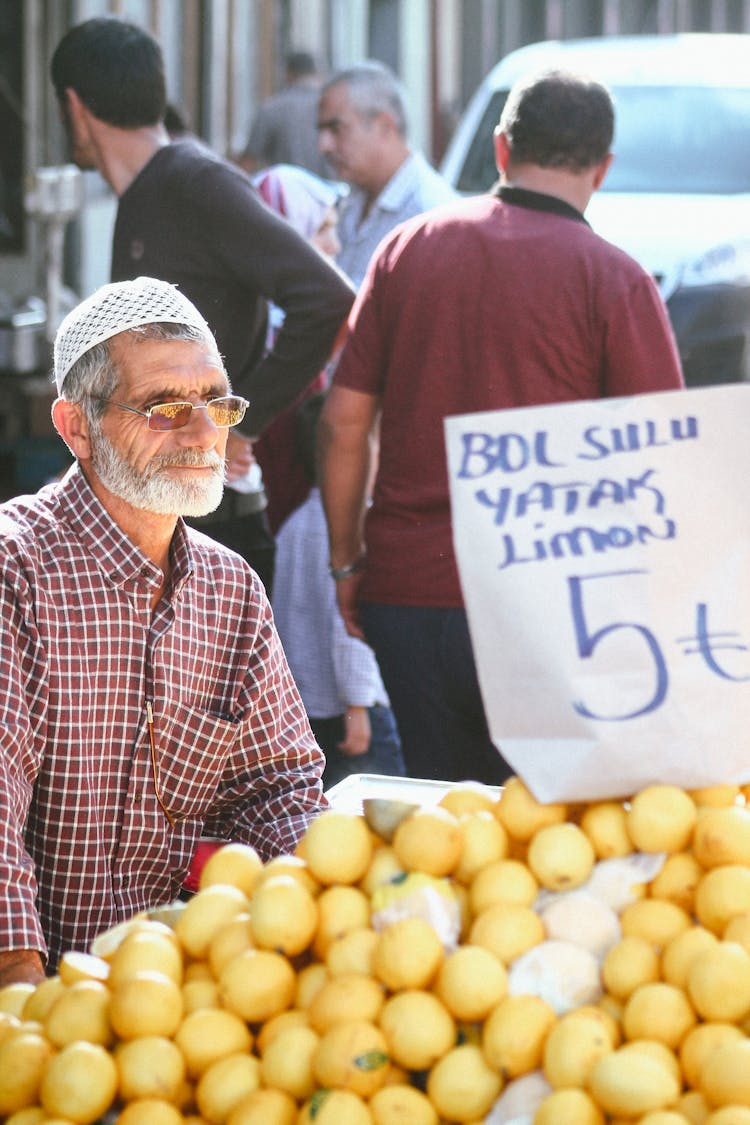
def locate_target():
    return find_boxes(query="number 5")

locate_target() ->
[568,571,668,720]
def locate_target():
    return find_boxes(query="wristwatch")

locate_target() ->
[329,555,366,581]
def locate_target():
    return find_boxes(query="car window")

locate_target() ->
[453,85,750,196]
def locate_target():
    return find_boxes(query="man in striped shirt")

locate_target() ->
[0,276,327,985]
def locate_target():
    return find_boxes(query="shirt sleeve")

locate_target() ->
[185,160,356,435]
[0,556,48,960]
[331,612,388,709]
[602,271,685,397]
[201,579,328,857]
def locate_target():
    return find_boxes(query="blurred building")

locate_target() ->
[1,0,749,496]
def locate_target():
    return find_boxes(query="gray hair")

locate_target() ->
[323,60,409,136]
[61,322,220,429]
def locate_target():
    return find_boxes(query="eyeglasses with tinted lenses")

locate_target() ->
[107,395,249,431]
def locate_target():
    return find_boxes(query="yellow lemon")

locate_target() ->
[690,784,741,808]
[312,1019,390,1098]
[543,1007,614,1088]
[693,806,750,868]
[249,874,318,956]
[225,1087,297,1125]
[662,925,720,989]
[0,1030,54,1116]
[724,912,750,954]
[587,1048,681,1117]
[218,948,296,1024]
[426,1043,502,1123]
[439,781,498,816]
[115,1034,186,1102]
[700,1040,750,1107]
[618,1039,681,1085]
[195,1052,262,1125]
[44,979,112,1048]
[226,1087,296,1125]
[326,926,378,977]
[253,853,320,896]
[493,776,566,842]
[57,951,110,986]
[434,944,507,1021]
[295,962,329,1009]
[481,993,556,1079]
[359,845,406,897]
[207,912,254,978]
[626,785,697,853]
[620,897,692,950]
[392,807,464,877]
[255,1007,309,1054]
[308,972,384,1033]
[454,811,509,884]
[634,1113,691,1125]
[0,983,35,1019]
[198,842,264,896]
[369,1083,439,1125]
[468,858,539,915]
[259,1023,319,1100]
[174,1007,253,1078]
[705,1108,750,1125]
[679,1022,745,1089]
[297,1088,372,1125]
[115,1098,185,1125]
[622,982,696,1048]
[303,811,374,885]
[468,901,545,964]
[687,941,750,1022]
[378,989,455,1071]
[313,884,371,958]
[371,917,444,990]
[174,883,249,960]
[527,822,595,891]
[534,1088,605,1125]
[40,1041,119,1124]
[650,851,703,913]
[675,1089,712,1123]
[21,976,66,1023]
[109,969,183,1039]
[182,975,219,1013]
[601,935,660,1000]
[2,1107,47,1125]
[580,801,632,858]
[88,914,150,960]
[108,927,183,987]
[695,866,750,934]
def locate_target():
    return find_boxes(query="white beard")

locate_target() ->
[91,432,226,516]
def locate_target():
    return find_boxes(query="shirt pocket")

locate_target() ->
[146,702,241,822]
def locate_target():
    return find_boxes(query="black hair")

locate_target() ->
[51,17,166,128]
[499,69,614,172]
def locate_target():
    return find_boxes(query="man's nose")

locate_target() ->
[176,404,221,446]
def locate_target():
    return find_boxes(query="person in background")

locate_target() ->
[273,393,405,790]
[50,17,355,595]
[0,276,328,986]
[251,162,347,534]
[317,60,457,289]
[318,68,685,786]
[238,50,330,180]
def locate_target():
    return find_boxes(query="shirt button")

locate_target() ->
[133,792,142,804]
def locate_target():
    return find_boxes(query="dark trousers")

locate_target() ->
[360,602,513,785]
[310,704,405,791]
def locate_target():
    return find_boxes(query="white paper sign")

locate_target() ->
[445,385,750,802]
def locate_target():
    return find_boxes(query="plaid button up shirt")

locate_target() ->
[0,466,326,969]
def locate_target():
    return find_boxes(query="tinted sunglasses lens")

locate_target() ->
[207,397,247,426]
[148,402,193,430]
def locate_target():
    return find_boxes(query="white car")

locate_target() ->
[440,34,750,387]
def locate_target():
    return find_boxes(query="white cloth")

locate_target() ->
[272,488,389,718]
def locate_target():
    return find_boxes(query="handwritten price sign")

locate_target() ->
[445,385,750,802]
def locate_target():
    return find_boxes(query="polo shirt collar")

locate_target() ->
[375,152,419,214]
[492,181,589,225]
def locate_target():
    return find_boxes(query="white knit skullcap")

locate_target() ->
[53,276,215,393]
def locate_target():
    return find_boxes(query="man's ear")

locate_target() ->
[52,398,93,461]
[592,152,615,191]
[493,129,511,176]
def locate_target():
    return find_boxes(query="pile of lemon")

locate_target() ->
[4,778,750,1125]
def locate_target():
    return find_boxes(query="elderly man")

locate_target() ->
[0,277,327,986]
[319,69,684,786]
[317,60,456,289]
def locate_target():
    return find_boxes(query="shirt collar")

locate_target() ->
[491,182,590,226]
[372,152,419,213]
[56,464,195,591]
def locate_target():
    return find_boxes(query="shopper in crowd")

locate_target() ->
[50,17,355,594]
[238,51,330,180]
[319,68,685,785]
[273,393,405,790]
[317,60,457,289]
[0,277,328,986]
